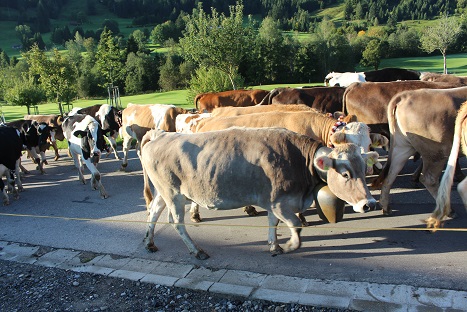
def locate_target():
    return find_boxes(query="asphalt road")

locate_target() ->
[1,147,466,292]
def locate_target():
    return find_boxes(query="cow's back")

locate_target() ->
[390,86,467,147]
[211,104,315,117]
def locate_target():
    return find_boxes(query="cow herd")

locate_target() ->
[1,68,467,259]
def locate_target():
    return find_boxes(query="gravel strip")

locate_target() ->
[0,259,356,312]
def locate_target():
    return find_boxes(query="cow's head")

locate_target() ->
[314,143,377,213]
[26,121,52,151]
[330,122,372,153]
[73,119,106,164]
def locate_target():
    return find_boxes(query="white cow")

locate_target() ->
[324,72,366,87]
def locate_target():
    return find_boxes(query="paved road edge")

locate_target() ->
[1,240,465,311]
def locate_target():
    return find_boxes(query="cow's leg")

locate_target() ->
[14,159,23,192]
[51,140,60,161]
[457,178,467,214]
[267,213,282,254]
[120,130,132,170]
[145,193,167,252]
[189,202,202,222]
[419,159,447,216]
[18,157,29,175]
[72,154,86,184]
[84,160,108,199]
[271,206,303,253]
[379,147,415,215]
[27,147,45,174]
[168,194,208,260]
[6,170,19,200]
[0,165,10,205]
[105,133,121,160]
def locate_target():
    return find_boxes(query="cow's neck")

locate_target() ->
[324,119,346,148]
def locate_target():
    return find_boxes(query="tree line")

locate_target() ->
[0,2,466,113]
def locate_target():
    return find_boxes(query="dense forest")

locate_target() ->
[0,0,466,32]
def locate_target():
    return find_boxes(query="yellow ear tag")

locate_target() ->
[366,158,375,167]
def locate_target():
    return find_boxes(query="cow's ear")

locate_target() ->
[370,133,389,149]
[330,132,346,145]
[314,155,333,171]
[73,130,87,138]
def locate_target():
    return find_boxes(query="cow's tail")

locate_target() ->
[141,129,165,210]
[341,85,352,115]
[194,93,204,110]
[371,96,399,188]
[427,101,467,229]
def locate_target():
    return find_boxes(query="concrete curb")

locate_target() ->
[1,240,465,311]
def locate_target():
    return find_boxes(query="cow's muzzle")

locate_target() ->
[353,199,377,213]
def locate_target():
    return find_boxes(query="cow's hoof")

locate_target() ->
[194,250,210,260]
[18,187,24,192]
[244,205,259,216]
[448,211,458,219]
[269,245,284,255]
[146,243,158,253]
[190,213,202,223]
[43,160,48,165]
[54,155,60,161]
[101,194,109,199]
[298,213,308,227]
[3,200,9,206]
[382,208,393,216]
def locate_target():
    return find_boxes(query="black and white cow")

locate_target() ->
[5,119,53,174]
[70,104,122,159]
[0,125,24,205]
[62,114,109,199]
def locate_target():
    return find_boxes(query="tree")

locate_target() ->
[361,39,383,70]
[25,45,77,115]
[95,28,125,88]
[4,74,46,115]
[420,14,462,74]
[179,2,248,90]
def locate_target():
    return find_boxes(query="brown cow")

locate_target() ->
[343,80,463,138]
[258,87,345,114]
[420,72,467,85]
[372,86,467,215]
[24,114,64,161]
[120,104,188,170]
[194,89,269,113]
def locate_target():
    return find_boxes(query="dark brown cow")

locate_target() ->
[258,87,345,114]
[24,114,64,161]
[420,72,467,85]
[372,86,467,215]
[363,68,421,82]
[343,80,463,138]
[194,89,269,113]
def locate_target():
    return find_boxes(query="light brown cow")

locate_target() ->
[427,101,467,229]
[194,89,269,113]
[24,114,64,161]
[420,72,467,85]
[141,127,377,259]
[372,86,467,215]
[196,110,373,155]
[120,104,188,170]
[211,103,316,117]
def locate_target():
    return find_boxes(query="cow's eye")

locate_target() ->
[341,172,350,180]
